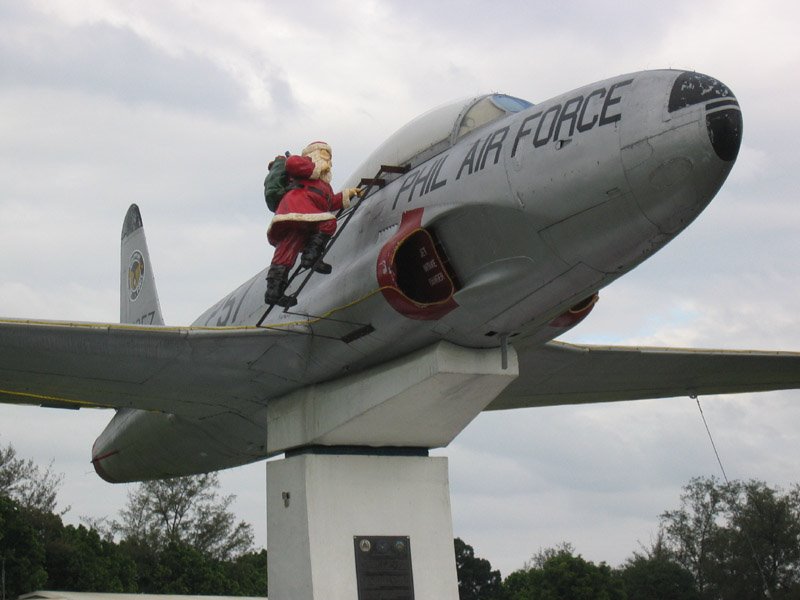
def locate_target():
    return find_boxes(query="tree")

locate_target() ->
[715,480,800,599]
[0,438,66,514]
[503,543,625,600]
[659,476,800,599]
[523,542,577,570]
[618,534,698,600]
[658,476,735,596]
[454,537,503,600]
[115,473,254,561]
[0,442,265,595]
[44,522,138,591]
[225,549,269,596]
[0,495,48,598]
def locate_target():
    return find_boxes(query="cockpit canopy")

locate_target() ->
[343,93,533,189]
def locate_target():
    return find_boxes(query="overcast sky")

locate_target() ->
[1,0,799,576]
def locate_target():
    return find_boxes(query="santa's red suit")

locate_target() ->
[267,153,350,267]
[264,141,360,307]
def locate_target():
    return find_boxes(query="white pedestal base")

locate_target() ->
[267,453,458,600]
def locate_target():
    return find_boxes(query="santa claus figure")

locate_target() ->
[265,141,362,307]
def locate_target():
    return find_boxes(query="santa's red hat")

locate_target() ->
[302,141,331,156]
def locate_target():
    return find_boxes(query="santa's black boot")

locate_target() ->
[300,232,333,274]
[264,265,297,307]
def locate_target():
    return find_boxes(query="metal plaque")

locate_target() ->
[354,535,414,600]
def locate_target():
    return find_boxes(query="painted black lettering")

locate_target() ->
[422,156,447,194]
[134,311,155,325]
[476,135,493,168]
[534,104,562,148]
[457,140,480,180]
[216,295,236,326]
[204,300,223,325]
[599,79,633,126]
[511,112,542,157]
[393,171,419,209]
[231,276,258,323]
[479,126,509,170]
[410,163,432,200]
[422,160,435,195]
[429,155,448,192]
[577,87,605,132]
[554,96,583,139]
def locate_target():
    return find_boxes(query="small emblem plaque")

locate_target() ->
[354,535,414,600]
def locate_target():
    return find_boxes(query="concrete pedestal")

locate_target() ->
[267,453,457,600]
[265,341,519,599]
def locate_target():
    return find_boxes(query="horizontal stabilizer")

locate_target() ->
[488,340,800,410]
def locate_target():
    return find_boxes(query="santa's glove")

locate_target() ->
[341,187,364,208]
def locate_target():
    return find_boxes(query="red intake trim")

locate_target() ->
[377,208,458,320]
[548,293,599,328]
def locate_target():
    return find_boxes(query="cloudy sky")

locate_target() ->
[2,0,799,576]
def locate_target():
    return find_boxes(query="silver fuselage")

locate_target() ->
[93,69,742,481]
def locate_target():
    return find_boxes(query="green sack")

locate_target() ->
[264,155,290,212]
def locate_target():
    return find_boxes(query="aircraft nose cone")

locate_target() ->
[621,71,743,235]
[668,71,742,161]
[706,105,743,161]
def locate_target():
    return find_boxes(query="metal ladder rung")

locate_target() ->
[359,177,386,188]
[380,164,410,174]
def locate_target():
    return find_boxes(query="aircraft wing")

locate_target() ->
[5,317,799,417]
[0,318,315,416]
[488,340,800,410]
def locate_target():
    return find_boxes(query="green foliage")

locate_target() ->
[44,523,138,591]
[1,437,65,514]
[112,473,265,594]
[618,552,698,599]
[504,544,625,600]
[7,437,800,600]
[454,537,503,600]
[114,540,268,595]
[0,495,48,598]
[659,476,800,599]
[115,472,254,561]
[523,542,576,570]
[226,549,269,596]
[0,441,266,596]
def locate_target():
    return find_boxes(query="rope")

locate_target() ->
[694,396,730,484]
[693,395,772,598]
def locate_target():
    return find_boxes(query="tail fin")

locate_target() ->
[120,204,165,325]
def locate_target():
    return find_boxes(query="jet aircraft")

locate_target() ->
[1,69,799,484]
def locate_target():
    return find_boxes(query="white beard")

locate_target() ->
[308,152,333,183]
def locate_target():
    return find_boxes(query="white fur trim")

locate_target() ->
[342,190,352,210]
[272,211,336,223]
[267,212,337,234]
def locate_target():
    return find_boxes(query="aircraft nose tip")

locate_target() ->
[668,71,742,161]
[706,104,743,161]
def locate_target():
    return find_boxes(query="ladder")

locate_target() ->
[256,163,410,327]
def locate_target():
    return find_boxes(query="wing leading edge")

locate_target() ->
[488,340,800,410]
[0,318,311,417]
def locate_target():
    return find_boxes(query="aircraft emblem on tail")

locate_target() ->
[127,250,145,302]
